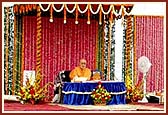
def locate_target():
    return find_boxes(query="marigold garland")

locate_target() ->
[12,13,17,95]
[95,22,98,69]
[133,16,137,85]
[14,4,37,15]
[35,5,42,86]
[107,21,112,80]
[101,23,105,79]
[17,15,22,92]
[5,7,9,95]
[21,16,24,86]
[125,15,133,99]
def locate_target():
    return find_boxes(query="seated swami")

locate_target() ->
[69,59,91,82]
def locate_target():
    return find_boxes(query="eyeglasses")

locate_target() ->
[81,62,86,64]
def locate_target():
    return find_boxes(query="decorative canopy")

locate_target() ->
[13,4,134,24]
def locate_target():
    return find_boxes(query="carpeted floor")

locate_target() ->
[55,102,164,111]
[4,101,73,111]
[3,101,164,112]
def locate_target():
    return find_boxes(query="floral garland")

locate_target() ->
[35,5,42,85]
[39,4,133,15]
[15,14,22,94]
[133,16,137,85]
[122,17,126,81]
[12,8,17,95]
[125,15,134,99]
[8,6,14,95]
[110,19,115,80]
[21,12,24,86]
[37,4,133,24]
[4,7,9,94]
[97,24,103,72]
[103,20,109,80]
[107,19,112,81]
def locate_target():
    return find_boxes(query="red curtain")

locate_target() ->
[135,16,164,92]
[23,16,98,96]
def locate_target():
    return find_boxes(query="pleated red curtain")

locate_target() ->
[135,16,164,92]
[23,16,98,96]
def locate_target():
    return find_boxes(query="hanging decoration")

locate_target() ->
[95,25,98,69]
[64,5,66,24]
[78,4,88,14]
[133,16,137,85]
[49,4,53,22]
[101,5,112,15]
[4,7,9,95]
[122,17,126,81]
[125,15,134,93]
[4,6,15,95]
[8,6,15,95]
[35,5,42,88]
[52,4,64,12]
[12,9,17,95]
[97,24,103,71]
[14,4,37,15]
[38,4,133,24]
[101,23,105,80]
[65,4,76,13]
[16,14,22,94]
[103,19,110,80]
[110,20,115,80]
[87,4,91,24]
[107,18,112,81]
[90,4,101,14]
[99,7,102,25]
[75,4,79,24]
[21,14,24,87]
[124,4,134,15]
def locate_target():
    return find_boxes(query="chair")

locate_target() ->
[52,70,71,103]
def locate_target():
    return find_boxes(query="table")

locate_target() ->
[62,81,126,105]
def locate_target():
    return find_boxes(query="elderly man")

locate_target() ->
[69,59,91,82]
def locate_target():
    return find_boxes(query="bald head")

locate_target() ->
[79,59,87,69]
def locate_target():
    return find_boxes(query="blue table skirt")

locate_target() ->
[62,81,126,105]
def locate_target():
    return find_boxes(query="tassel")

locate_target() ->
[64,5,66,24]
[87,4,90,24]
[99,6,102,25]
[110,9,113,24]
[121,5,125,26]
[75,4,78,24]
[49,4,53,22]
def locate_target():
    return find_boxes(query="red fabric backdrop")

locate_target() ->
[135,16,164,92]
[23,16,98,96]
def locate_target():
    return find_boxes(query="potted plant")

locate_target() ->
[91,81,111,105]
[16,76,53,104]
